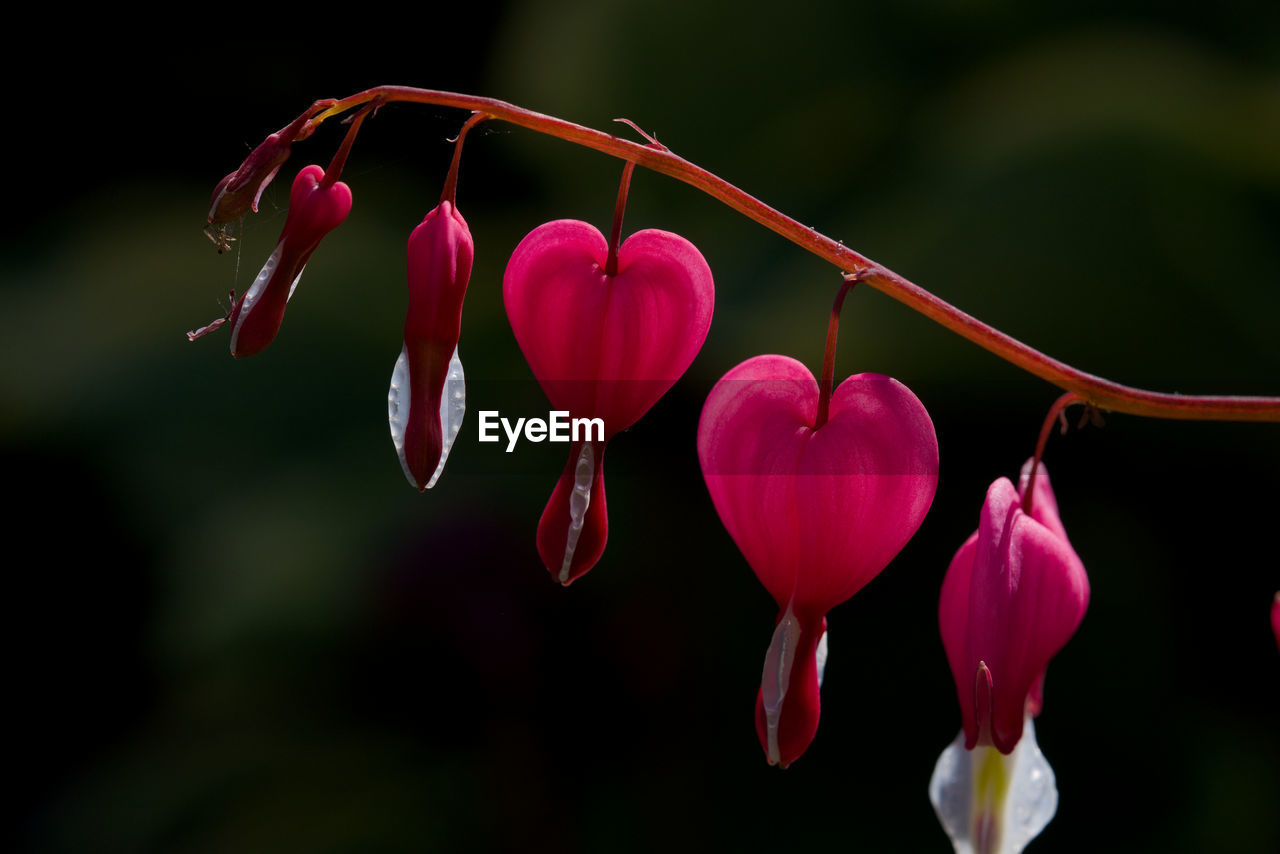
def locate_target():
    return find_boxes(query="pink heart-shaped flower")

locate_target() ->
[505,219,714,584]
[698,354,938,766]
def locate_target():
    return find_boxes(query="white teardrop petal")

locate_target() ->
[426,347,465,489]
[387,345,415,488]
[929,715,1058,854]
[1003,718,1057,852]
[760,608,802,766]
[558,442,595,583]
[229,242,284,352]
[815,628,829,689]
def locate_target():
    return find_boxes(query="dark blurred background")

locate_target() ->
[5,1,1278,851]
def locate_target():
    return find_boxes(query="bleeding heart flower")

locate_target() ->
[930,460,1088,854]
[697,354,938,767]
[226,164,353,358]
[504,219,714,585]
[387,200,473,491]
[938,460,1089,755]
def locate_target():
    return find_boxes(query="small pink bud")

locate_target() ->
[938,460,1089,754]
[387,201,475,491]
[227,165,352,358]
[698,354,939,766]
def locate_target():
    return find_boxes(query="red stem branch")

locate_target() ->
[816,275,858,429]
[1023,392,1083,514]
[296,86,1280,423]
[605,161,636,277]
[440,112,487,206]
[319,100,377,188]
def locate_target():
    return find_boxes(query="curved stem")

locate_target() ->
[1023,392,1083,515]
[294,86,1280,422]
[605,161,636,277]
[319,100,377,188]
[816,275,858,429]
[440,111,486,206]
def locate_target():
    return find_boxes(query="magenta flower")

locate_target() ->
[930,460,1088,854]
[697,354,938,766]
[504,219,714,585]
[388,201,474,491]
[938,460,1089,754]
[226,164,353,358]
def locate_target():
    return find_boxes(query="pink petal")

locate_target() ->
[504,220,714,435]
[939,531,979,744]
[1271,592,1280,654]
[698,355,939,613]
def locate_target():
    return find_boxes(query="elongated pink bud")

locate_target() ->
[388,201,474,491]
[227,165,352,358]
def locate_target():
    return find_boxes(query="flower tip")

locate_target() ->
[754,610,825,768]
[207,139,293,226]
[1271,592,1280,653]
[537,442,608,586]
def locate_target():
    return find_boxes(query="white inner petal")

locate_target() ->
[558,442,595,584]
[760,608,802,766]
[387,346,467,490]
[229,243,283,352]
[427,347,466,489]
[928,715,1058,854]
[286,269,305,301]
[387,345,413,487]
[815,628,829,689]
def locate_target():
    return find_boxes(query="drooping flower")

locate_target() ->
[387,201,473,491]
[698,354,938,767]
[193,105,371,356]
[226,164,353,358]
[930,459,1089,854]
[504,219,714,585]
[207,100,333,227]
[938,460,1089,754]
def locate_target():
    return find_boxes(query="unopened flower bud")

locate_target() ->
[227,165,352,358]
[207,106,324,225]
[387,201,474,491]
